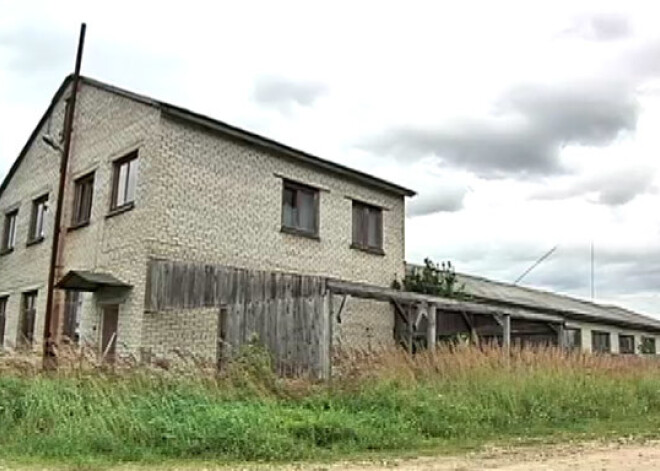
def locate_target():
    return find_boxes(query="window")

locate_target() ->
[641,336,656,355]
[62,291,82,344]
[352,201,383,253]
[18,291,37,348]
[28,195,48,243]
[111,151,139,211]
[0,297,6,348]
[619,334,635,354]
[72,172,94,227]
[591,331,611,353]
[2,210,18,252]
[564,328,581,350]
[281,180,319,237]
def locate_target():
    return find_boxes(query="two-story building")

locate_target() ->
[0,75,414,361]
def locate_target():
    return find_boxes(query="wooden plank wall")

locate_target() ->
[145,259,331,378]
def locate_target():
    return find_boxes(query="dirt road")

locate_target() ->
[272,440,660,471]
[3,440,660,470]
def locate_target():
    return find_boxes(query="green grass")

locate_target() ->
[2,345,660,466]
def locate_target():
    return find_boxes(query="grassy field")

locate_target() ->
[2,344,660,466]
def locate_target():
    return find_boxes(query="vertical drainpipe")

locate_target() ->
[43,23,86,370]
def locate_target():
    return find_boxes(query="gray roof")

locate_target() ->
[0,75,415,200]
[457,272,660,332]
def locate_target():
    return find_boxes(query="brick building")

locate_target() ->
[0,76,414,360]
[3,76,660,367]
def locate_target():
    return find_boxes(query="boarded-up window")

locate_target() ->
[18,291,37,347]
[564,328,581,350]
[642,336,656,355]
[0,297,6,348]
[28,194,48,243]
[72,172,94,227]
[619,334,635,354]
[2,210,18,252]
[111,151,139,210]
[352,201,383,253]
[281,180,319,236]
[63,291,82,344]
[591,330,611,353]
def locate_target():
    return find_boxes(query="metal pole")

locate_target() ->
[43,23,86,370]
[514,245,558,285]
[591,241,595,301]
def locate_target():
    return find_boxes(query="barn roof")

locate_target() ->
[457,273,660,332]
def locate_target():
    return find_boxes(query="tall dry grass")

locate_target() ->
[1,343,660,464]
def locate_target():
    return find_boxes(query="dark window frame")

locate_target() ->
[109,150,139,214]
[27,194,48,245]
[280,180,320,239]
[71,172,95,229]
[641,336,656,355]
[618,334,635,354]
[591,330,611,354]
[0,296,7,348]
[1,209,18,254]
[18,291,37,348]
[351,200,384,255]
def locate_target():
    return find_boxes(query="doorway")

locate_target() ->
[101,305,119,362]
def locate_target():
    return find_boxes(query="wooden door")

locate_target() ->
[101,305,119,362]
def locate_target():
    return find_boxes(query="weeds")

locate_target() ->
[1,344,660,464]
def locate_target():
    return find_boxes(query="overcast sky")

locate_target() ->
[2,1,660,316]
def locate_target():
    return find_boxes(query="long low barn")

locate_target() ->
[345,264,660,355]
[455,273,660,354]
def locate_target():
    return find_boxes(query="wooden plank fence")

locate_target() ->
[145,259,331,378]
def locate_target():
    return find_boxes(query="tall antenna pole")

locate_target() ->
[591,241,595,301]
[43,23,86,370]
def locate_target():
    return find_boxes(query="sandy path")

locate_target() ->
[3,440,660,470]
[270,440,660,471]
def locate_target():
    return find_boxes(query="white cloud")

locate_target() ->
[3,0,660,317]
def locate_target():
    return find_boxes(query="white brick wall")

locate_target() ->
[0,81,161,355]
[566,320,660,355]
[0,79,406,358]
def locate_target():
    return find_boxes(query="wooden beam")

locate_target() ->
[557,323,565,349]
[427,304,437,350]
[333,294,349,324]
[392,300,409,326]
[326,279,563,323]
[414,302,428,330]
[503,314,511,352]
[458,310,478,343]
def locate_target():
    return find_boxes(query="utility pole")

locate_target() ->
[43,23,86,370]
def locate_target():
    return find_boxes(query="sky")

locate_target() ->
[2,1,660,316]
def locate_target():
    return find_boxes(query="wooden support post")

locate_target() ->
[503,314,511,352]
[427,304,437,350]
[407,304,414,354]
[460,310,478,344]
[557,323,565,349]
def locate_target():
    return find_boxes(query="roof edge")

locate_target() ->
[79,76,417,198]
[0,74,74,200]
